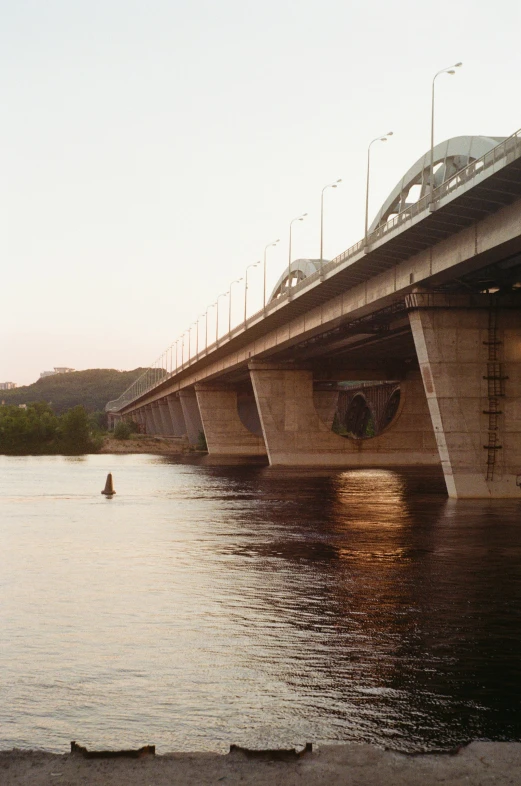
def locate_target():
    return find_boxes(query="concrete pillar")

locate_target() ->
[249,362,438,467]
[107,413,121,431]
[167,394,187,437]
[150,401,164,434]
[137,408,147,432]
[408,292,521,498]
[195,383,267,456]
[144,405,156,435]
[158,399,174,435]
[179,388,204,446]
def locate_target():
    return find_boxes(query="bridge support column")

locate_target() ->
[167,394,187,437]
[144,405,156,435]
[132,409,145,432]
[148,402,162,434]
[158,399,174,435]
[249,362,438,467]
[195,383,266,456]
[408,293,521,498]
[179,389,204,446]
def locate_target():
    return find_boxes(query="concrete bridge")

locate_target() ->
[107,131,521,499]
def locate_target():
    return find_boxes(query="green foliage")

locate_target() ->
[0,368,147,414]
[89,410,108,432]
[0,403,101,455]
[58,406,94,453]
[113,421,132,440]
[196,430,208,451]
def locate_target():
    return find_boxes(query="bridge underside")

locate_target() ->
[115,285,521,498]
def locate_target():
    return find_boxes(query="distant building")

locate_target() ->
[40,367,75,379]
[0,382,16,390]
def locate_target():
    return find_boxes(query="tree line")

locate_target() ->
[0,402,103,455]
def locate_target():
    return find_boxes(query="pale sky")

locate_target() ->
[2,0,520,385]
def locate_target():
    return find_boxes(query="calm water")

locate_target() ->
[1,454,521,754]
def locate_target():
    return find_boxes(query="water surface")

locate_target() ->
[1,454,520,753]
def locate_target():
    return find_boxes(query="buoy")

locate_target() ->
[101,473,116,496]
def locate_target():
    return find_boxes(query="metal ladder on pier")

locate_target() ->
[483,302,507,481]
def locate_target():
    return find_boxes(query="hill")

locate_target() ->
[0,368,147,414]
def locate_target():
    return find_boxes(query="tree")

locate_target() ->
[58,406,97,453]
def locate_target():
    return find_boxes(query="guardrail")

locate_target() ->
[106,128,521,413]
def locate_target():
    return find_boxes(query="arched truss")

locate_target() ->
[267,137,505,298]
[269,259,321,302]
[368,135,505,231]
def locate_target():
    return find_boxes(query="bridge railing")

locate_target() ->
[106,128,521,413]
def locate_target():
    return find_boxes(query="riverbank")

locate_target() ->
[2,742,521,785]
[99,435,194,455]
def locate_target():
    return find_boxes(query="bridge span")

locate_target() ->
[107,131,521,499]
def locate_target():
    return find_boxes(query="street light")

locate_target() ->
[430,62,462,207]
[263,239,279,308]
[244,261,260,324]
[365,133,393,245]
[229,277,243,333]
[205,305,214,350]
[216,292,227,342]
[288,213,307,298]
[320,179,341,273]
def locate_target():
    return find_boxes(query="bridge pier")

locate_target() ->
[150,401,164,435]
[179,389,204,446]
[249,362,438,467]
[408,293,521,498]
[167,394,187,438]
[133,408,146,432]
[195,383,266,456]
[158,400,174,435]
[144,405,156,435]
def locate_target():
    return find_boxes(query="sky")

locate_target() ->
[2,0,520,385]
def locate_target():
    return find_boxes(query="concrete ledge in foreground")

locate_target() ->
[1,742,521,785]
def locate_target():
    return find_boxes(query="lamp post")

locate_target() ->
[195,315,204,356]
[430,62,462,207]
[174,338,179,371]
[244,261,260,324]
[204,309,209,350]
[216,292,227,343]
[288,213,307,298]
[229,277,243,333]
[263,239,279,308]
[365,133,393,245]
[205,305,213,350]
[320,179,341,273]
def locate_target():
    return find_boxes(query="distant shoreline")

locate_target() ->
[0,436,204,458]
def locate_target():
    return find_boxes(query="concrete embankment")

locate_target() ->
[2,742,521,785]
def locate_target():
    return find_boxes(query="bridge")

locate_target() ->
[107,131,521,499]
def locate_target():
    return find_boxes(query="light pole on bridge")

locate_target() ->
[430,62,462,208]
[320,179,341,275]
[244,262,260,324]
[263,239,279,309]
[229,277,243,333]
[288,213,307,299]
[216,292,227,343]
[365,132,393,246]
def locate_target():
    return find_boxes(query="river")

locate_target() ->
[1,454,520,754]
